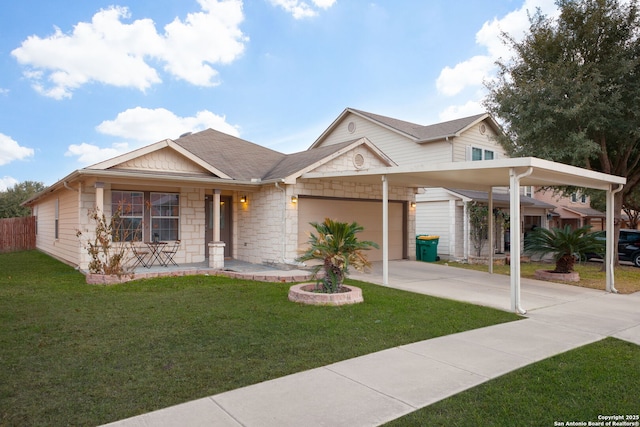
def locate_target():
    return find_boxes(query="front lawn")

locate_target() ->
[385,337,640,426]
[0,251,520,426]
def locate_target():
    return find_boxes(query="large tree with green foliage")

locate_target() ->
[0,181,45,218]
[485,0,640,230]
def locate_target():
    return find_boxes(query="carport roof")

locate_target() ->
[302,157,626,191]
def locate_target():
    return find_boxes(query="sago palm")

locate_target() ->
[524,225,604,273]
[297,218,379,293]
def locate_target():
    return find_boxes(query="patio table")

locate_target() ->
[145,241,167,267]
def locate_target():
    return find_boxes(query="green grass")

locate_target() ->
[384,337,640,427]
[438,260,640,294]
[0,251,520,426]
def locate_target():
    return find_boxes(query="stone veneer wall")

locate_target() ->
[234,178,417,265]
[180,187,206,264]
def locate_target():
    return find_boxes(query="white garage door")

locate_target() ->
[298,197,405,261]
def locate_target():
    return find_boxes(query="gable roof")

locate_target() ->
[447,189,556,209]
[310,107,502,148]
[173,129,287,181]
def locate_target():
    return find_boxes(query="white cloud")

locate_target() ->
[65,142,130,165]
[96,107,240,141]
[0,133,34,166]
[436,55,494,97]
[11,0,247,99]
[0,176,19,192]
[66,107,240,165]
[268,0,336,19]
[436,0,558,99]
[438,100,485,122]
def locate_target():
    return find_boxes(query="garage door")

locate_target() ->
[298,197,405,261]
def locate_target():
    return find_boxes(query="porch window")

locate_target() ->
[151,193,179,241]
[111,191,144,241]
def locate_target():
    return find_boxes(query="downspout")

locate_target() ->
[606,183,624,293]
[63,181,78,192]
[510,167,533,315]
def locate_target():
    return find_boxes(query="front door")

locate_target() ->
[205,195,232,258]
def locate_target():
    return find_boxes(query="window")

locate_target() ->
[151,193,179,241]
[571,192,587,204]
[470,147,495,161]
[524,186,533,197]
[111,191,144,241]
[54,198,59,239]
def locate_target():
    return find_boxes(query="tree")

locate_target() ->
[524,225,604,273]
[0,181,45,218]
[485,0,640,252]
[468,202,489,257]
[591,185,640,228]
[296,218,378,293]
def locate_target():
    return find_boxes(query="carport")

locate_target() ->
[304,157,627,314]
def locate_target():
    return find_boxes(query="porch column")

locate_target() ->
[213,189,221,242]
[208,189,224,270]
[95,182,105,212]
[382,175,389,286]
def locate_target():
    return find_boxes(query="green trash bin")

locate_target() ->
[416,235,439,262]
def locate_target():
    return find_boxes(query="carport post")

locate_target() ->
[605,184,622,293]
[382,175,389,286]
[488,188,494,274]
[509,167,532,314]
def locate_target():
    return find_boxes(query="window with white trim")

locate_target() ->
[111,191,144,242]
[469,146,495,161]
[151,193,179,241]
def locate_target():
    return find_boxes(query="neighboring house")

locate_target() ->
[532,187,606,231]
[310,108,556,260]
[23,129,416,272]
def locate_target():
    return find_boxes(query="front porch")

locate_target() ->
[85,259,315,285]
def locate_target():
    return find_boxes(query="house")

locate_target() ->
[310,108,558,260]
[23,128,416,272]
[532,187,606,231]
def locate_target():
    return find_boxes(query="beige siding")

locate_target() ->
[320,114,451,165]
[117,147,211,175]
[452,122,507,161]
[34,187,81,266]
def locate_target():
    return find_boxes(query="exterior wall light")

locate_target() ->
[240,195,247,203]
[410,201,416,208]
[291,195,298,203]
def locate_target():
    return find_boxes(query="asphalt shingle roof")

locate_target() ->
[174,129,358,182]
[351,109,487,142]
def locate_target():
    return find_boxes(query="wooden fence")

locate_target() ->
[0,216,36,253]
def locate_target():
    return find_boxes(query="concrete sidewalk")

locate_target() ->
[102,261,640,427]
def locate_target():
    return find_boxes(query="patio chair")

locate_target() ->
[131,244,150,269]
[161,240,180,267]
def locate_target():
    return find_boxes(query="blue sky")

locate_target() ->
[0,0,558,189]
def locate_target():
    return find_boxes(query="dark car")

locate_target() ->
[586,229,640,267]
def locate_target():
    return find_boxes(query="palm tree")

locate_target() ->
[297,218,379,293]
[524,225,604,273]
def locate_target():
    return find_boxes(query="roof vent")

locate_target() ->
[353,152,365,169]
[347,121,356,133]
[179,132,192,138]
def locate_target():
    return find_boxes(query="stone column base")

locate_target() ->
[208,241,226,269]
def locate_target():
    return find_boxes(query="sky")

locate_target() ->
[0,0,559,190]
